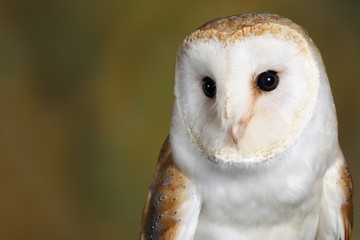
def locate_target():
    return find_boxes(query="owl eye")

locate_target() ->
[256,70,279,92]
[202,77,216,98]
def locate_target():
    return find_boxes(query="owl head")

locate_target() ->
[172,13,337,164]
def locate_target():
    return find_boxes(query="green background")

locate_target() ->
[0,0,359,239]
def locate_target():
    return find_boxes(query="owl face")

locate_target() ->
[174,16,321,163]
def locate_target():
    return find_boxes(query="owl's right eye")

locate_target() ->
[202,77,216,98]
[256,70,279,92]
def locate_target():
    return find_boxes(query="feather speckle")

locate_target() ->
[140,137,199,240]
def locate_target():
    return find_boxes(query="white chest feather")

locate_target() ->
[193,165,321,240]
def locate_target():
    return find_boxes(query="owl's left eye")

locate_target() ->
[256,70,280,92]
[202,77,216,98]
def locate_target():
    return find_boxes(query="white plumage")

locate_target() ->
[140,13,352,240]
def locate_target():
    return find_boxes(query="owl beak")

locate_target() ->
[231,124,239,145]
[230,113,252,145]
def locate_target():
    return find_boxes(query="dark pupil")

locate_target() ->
[256,70,280,92]
[202,77,216,98]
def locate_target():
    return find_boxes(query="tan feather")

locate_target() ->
[181,13,311,55]
[339,164,353,240]
[140,137,193,240]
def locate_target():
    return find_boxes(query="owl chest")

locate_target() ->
[193,170,320,240]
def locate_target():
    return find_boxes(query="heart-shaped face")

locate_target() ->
[174,14,322,163]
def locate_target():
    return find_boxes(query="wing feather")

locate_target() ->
[140,136,201,240]
[339,163,353,240]
[317,155,353,240]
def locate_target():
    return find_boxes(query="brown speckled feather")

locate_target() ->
[339,164,353,240]
[181,13,311,54]
[140,137,199,240]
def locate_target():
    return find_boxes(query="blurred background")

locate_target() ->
[0,0,359,239]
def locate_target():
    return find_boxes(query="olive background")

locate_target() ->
[0,0,359,239]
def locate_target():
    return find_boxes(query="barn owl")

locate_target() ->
[139,13,353,240]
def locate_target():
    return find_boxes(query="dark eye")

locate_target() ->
[256,70,280,92]
[202,77,216,98]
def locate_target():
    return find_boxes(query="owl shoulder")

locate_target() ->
[140,136,201,240]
